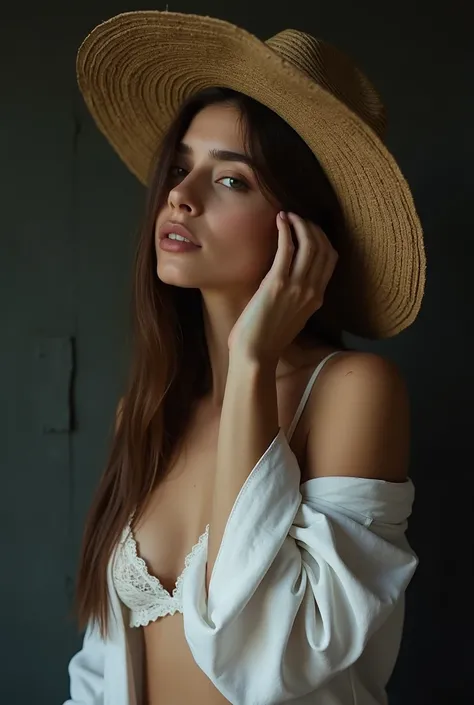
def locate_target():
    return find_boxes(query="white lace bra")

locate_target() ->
[113,520,209,627]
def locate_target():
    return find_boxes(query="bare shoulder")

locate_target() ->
[323,349,407,390]
[305,351,410,483]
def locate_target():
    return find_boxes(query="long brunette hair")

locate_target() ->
[74,87,348,637]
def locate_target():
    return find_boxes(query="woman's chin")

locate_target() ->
[156,269,201,288]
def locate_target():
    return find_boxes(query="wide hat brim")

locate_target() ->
[76,10,426,339]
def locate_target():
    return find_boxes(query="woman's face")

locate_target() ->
[155,103,280,298]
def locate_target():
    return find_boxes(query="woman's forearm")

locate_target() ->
[206,354,279,593]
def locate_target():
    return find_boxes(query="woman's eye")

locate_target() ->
[218,176,249,191]
[168,167,248,192]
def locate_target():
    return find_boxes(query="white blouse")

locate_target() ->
[63,351,418,705]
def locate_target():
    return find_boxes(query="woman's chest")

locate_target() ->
[130,415,218,594]
[131,386,309,595]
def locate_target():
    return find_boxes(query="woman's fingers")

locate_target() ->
[274,211,296,278]
[287,212,339,306]
[272,212,338,305]
[286,212,317,280]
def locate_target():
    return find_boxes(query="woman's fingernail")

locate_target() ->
[279,211,287,221]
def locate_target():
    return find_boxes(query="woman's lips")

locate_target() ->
[159,237,201,253]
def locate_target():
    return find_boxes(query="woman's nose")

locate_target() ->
[168,183,201,215]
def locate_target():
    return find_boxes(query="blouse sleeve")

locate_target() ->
[182,428,419,705]
[62,619,105,705]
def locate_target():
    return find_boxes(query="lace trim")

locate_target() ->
[173,525,209,598]
[113,521,209,628]
[130,601,184,627]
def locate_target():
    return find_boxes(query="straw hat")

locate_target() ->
[76,10,426,339]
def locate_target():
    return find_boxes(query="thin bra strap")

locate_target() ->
[286,350,345,442]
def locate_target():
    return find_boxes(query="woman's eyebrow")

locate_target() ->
[177,142,256,169]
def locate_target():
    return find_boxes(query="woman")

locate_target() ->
[64,10,426,705]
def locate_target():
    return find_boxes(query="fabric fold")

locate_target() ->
[182,429,418,705]
[63,619,105,705]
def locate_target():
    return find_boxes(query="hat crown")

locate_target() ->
[265,29,387,139]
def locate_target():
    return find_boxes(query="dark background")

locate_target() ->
[1,1,472,703]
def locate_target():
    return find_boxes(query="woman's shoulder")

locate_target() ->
[302,347,410,483]
[301,345,407,421]
[299,342,403,382]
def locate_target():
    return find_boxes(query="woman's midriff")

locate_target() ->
[144,613,231,704]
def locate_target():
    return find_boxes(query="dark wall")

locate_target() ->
[0,2,471,704]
